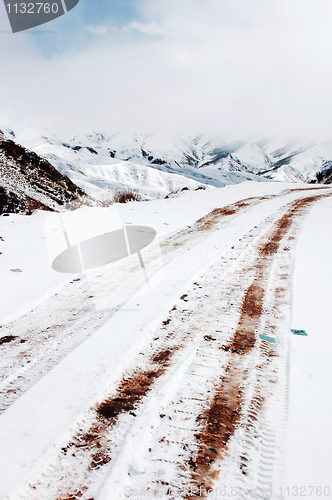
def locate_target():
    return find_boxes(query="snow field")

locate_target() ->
[0,183,331,499]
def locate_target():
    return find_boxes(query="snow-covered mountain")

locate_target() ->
[1,128,209,202]
[1,126,332,206]
[0,131,97,214]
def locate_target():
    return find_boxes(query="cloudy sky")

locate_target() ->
[1,0,332,138]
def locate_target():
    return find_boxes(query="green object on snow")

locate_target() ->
[260,334,276,343]
[291,329,308,336]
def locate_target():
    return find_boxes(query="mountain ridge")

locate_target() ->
[1,127,331,208]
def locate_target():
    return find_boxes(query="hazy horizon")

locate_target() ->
[1,0,332,140]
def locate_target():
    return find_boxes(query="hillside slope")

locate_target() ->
[0,133,96,214]
[3,126,332,202]
[4,127,332,199]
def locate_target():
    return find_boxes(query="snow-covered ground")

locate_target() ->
[286,197,332,490]
[0,181,292,322]
[0,182,331,500]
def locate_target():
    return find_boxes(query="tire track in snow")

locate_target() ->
[181,194,331,499]
[0,192,287,415]
[95,192,329,500]
[6,189,331,500]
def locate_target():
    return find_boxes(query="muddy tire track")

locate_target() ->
[0,190,291,416]
[182,194,330,498]
[7,189,331,500]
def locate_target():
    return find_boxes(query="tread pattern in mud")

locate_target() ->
[6,189,332,500]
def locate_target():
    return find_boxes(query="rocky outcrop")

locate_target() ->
[0,138,97,214]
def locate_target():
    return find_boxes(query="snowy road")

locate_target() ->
[0,185,331,500]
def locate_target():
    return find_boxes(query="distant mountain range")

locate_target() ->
[1,126,331,214]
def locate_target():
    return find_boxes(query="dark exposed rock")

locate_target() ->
[314,162,332,184]
[86,147,98,155]
[151,158,167,165]
[0,186,52,215]
[0,138,94,215]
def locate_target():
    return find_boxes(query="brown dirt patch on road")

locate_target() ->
[0,335,18,345]
[229,283,265,355]
[184,192,331,497]
[185,363,243,495]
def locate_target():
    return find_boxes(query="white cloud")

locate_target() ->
[84,25,108,36]
[1,0,332,139]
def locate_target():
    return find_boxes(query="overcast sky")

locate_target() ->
[1,0,332,138]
